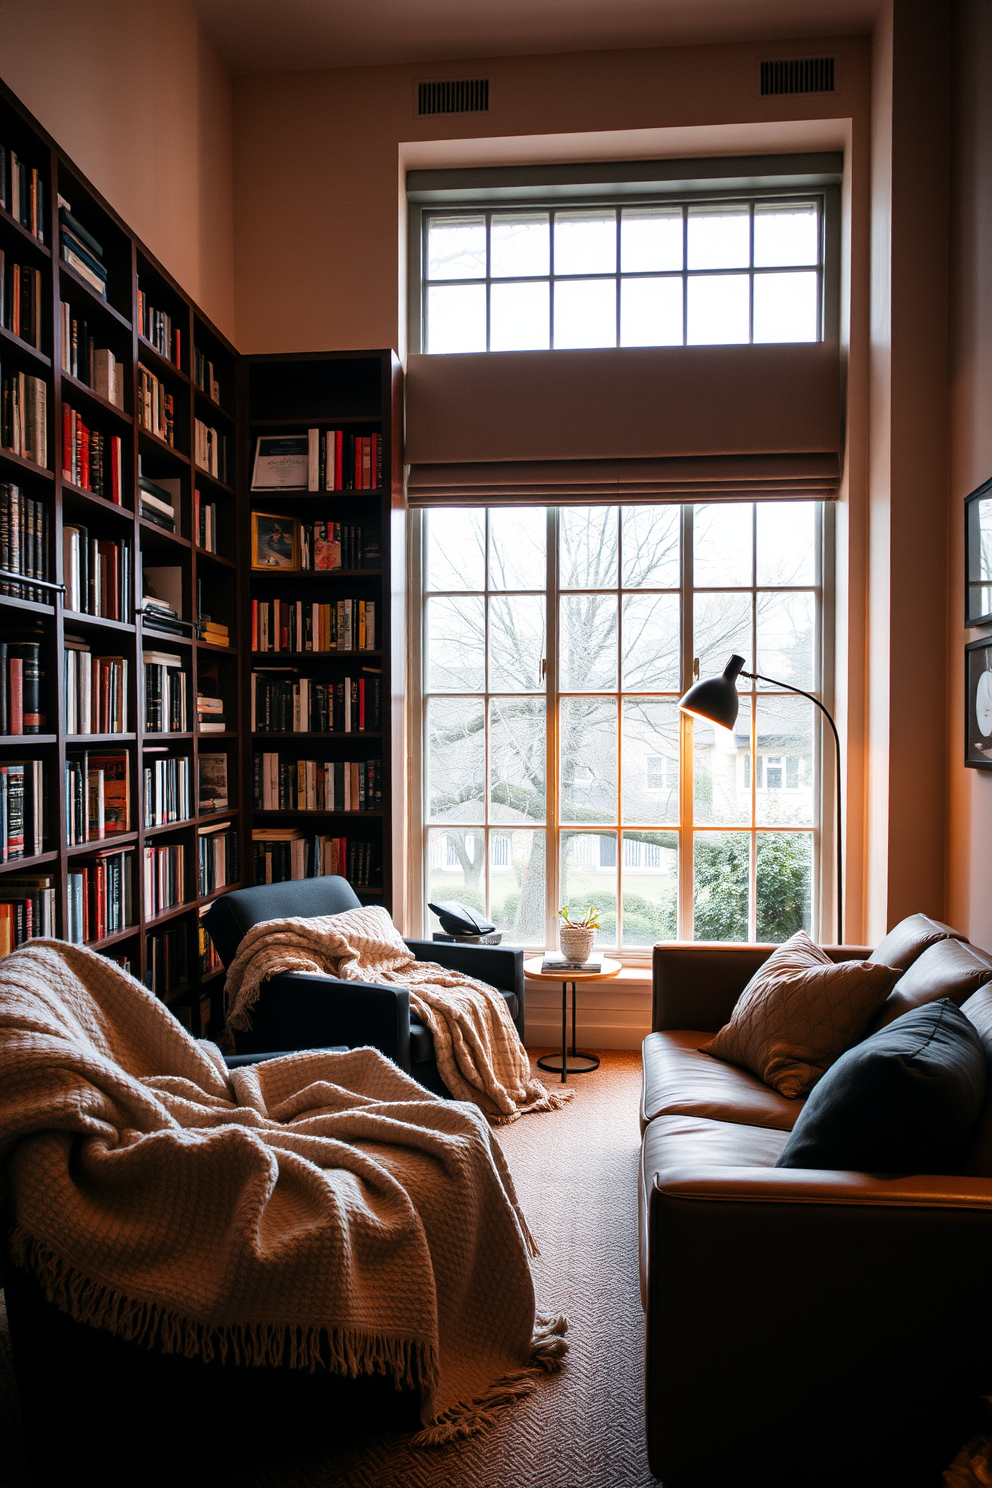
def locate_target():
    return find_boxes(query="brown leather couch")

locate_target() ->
[640,921,992,1487]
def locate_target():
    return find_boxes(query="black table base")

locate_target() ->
[536,979,601,1083]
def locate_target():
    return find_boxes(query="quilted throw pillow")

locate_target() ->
[701,930,901,1099]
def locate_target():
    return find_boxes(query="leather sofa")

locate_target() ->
[640,919,992,1487]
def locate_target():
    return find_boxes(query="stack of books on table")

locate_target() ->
[196,694,226,733]
[139,473,179,532]
[541,952,604,974]
[58,203,106,298]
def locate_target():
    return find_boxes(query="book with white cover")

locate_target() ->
[251,435,308,490]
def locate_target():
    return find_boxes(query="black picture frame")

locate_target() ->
[965,476,992,626]
[965,637,992,768]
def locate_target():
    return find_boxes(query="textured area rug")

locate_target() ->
[0,1051,654,1488]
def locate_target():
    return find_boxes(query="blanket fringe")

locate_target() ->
[9,1228,437,1392]
[411,1313,569,1449]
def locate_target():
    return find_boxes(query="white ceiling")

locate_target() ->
[191,0,880,75]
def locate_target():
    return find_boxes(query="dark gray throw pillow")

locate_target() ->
[776,999,987,1173]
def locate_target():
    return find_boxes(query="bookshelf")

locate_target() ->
[242,351,403,913]
[0,78,245,1037]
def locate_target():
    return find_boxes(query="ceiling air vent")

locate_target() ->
[760,57,835,96]
[417,78,490,116]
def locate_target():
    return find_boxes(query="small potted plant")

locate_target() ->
[558,905,599,965]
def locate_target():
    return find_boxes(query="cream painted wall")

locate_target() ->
[948,0,992,948]
[0,0,235,337]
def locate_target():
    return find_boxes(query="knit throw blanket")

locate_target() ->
[0,941,568,1444]
[225,905,574,1124]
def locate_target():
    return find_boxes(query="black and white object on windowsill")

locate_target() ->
[540,952,604,974]
[429,900,502,945]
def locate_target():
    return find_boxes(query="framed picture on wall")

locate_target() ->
[965,637,992,768]
[965,477,992,626]
[251,512,300,571]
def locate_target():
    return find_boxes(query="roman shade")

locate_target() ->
[405,343,842,506]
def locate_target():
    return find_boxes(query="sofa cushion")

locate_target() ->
[867,912,965,973]
[869,938,992,1033]
[640,1031,804,1134]
[701,930,900,1099]
[776,999,987,1174]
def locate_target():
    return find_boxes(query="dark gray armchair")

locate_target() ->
[204,876,525,1097]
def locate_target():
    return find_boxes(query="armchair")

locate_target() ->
[204,876,525,1097]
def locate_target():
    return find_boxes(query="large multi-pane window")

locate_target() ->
[419,502,824,952]
[423,198,823,354]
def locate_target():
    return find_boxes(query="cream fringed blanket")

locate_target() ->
[225,904,574,1124]
[0,941,567,1444]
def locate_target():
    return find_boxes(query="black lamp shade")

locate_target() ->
[678,654,747,729]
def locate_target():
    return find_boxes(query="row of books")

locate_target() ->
[251,672,381,733]
[143,841,186,917]
[1,149,45,241]
[143,754,190,827]
[145,922,190,997]
[253,754,382,812]
[67,847,133,945]
[250,429,381,493]
[298,523,379,572]
[251,831,376,887]
[143,650,188,733]
[137,363,175,445]
[198,821,238,897]
[1,254,42,348]
[59,203,107,299]
[60,303,125,407]
[0,874,55,953]
[63,526,131,620]
[251,598,376,654]
[194,490,218,553]
[199,906,222,976]
[0,759,44,859]
[0,642,43,733]
[1,368,47,466]
[64,639,128,734]
[194,418,228,482]
[65,750,129,844]
[0,484,51,602]
[137,286,181,367]
[62,406,124,501]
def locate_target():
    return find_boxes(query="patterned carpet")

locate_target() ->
[0,1052,656,1488]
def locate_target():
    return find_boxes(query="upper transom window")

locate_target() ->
[423,199,823,354]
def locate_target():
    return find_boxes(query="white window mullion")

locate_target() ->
[678,503,695,940]
[545,506,560,949]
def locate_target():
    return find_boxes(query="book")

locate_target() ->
[541,953,604,974]
[143,753,191,827]
[197,753,229,813]
[251,435,308,490]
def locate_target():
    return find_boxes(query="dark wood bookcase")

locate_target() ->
[241,351,404,914]
[0,78,245,1035]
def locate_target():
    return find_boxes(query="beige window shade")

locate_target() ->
[405,344,842,505]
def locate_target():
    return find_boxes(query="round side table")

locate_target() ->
[524,956,622,1083]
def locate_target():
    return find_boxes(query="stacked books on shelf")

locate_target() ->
[58,202,107,298]
[0,640,43,734]
[138,472,179,532]
[62,406,123,500]
[0,759,44,859]
[251,430,381,492]
[0,487,50,600]
[193,349,221,403]
[197,753,228,813]
[197,692,226,734]
[137,363,174,444]
[145,923,190,997]
[1,369,47,466]
[0,874,55,952]
[1,255,43,347]
[251,670,380,733]
[251,598,375,654]
[253,754,382,811]
[143,840,186,917]
[60,305,125,406]
[142,650,187,732]
[198,905,222,976]
[141,563,183,635]
[1,149,45,241]
[67,846,133,945]
[62,527,131,619]
[298,523,379,572]
[198,821,237,897]
[64,750,130,844]
[63,638,128,734]
[194,418,227,482]
[143,753,190,827]
[195,585,229,646]
[137,286,181,367]
[194,490,217,552]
